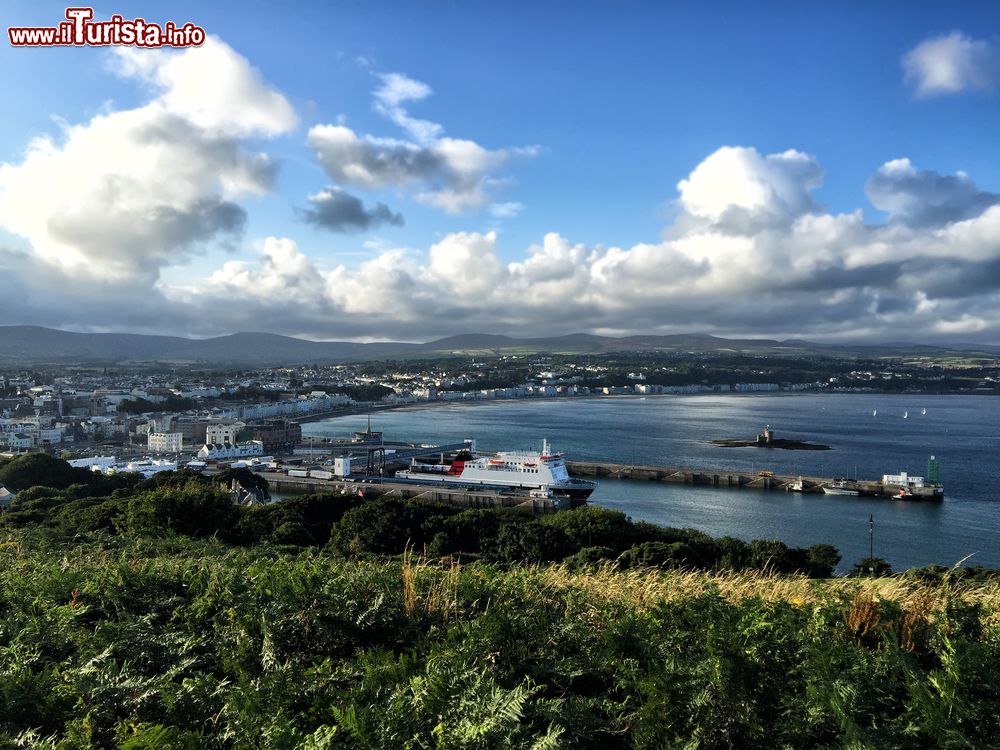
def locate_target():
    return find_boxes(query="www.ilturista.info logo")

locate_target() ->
[8,7,205,48]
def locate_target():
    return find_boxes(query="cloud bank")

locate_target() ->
[162,145,1000,343]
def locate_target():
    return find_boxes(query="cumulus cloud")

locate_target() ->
[114,39,297,137]
[677,146,823,225]
[153,146,1000,343]
[299,187,403,232]
[307,72,535,214]
[0,37,295,283]
[903,32,1000,97]
[866,158,1000,227]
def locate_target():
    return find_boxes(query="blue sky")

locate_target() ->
[1,1,999,341]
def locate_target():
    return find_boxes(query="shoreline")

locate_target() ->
[296,389,963,425]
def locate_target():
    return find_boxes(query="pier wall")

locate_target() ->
[262,473,567,512]
[565,461,943,500]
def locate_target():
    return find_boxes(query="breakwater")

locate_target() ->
[566,461,944,500]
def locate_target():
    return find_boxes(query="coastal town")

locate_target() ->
[2,349,996,464]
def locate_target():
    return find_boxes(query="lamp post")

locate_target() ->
[868,514,875,575]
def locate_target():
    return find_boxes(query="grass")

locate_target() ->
[2,534,1000,748]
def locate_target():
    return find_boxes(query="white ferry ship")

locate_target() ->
[395,440,596,500]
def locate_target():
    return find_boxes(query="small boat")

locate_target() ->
[787,477,805,492]
[896,488,914,500]
[921,408,927,416]
[823,480,859,497]
[903,411,908,419]
[872,409,877,417]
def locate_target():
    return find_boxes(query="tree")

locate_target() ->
[621,541,694,569]
[0,453,94,492]
[123,479,240,539]
[328,499,438,555]
[805,544,842,578]
[212,467,270,501]
[851,556,893,577]
[487,520,569,563]
[749,539,793,573]
[541,506,634,551]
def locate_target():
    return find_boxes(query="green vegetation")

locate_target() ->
[117,395,194,414]
[1,454,999,748]
[338,383,395,402]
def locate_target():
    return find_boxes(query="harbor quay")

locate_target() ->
[565,461,944,500]
[259,472,573,513]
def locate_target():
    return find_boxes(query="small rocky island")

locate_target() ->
[710,425,831,451]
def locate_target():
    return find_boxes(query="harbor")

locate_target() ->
[300,394,991,571]
[565,460,944,500]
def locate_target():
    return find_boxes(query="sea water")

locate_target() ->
[303,393,1000,571]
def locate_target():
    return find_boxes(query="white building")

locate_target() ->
[148,432,183,453]
[68,456,117,472]
[882,471,925,489]
[6,433,34,450]
[197,441,264,460]
[205,421,245,445]
[38,427,65,445]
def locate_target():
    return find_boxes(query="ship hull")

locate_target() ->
[395,471,597,500]
[822,486,860,496]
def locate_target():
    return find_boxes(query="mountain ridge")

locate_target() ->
[0,325,997,366]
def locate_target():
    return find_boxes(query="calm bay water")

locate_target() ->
[303,394,1000,571]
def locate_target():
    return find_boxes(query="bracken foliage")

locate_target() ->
[0,533,997,748]
[1,460,998,748]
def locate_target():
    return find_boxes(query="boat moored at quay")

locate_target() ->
[822,480,861,496]
[396,439,597,500]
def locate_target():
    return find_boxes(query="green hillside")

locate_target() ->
[1,455,998,748]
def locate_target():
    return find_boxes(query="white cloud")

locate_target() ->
[0,37,295,283]
[490,202,524,218]
[866,157,999,227]
[157,146,1000,343]
[373,72,443,143]
[5,43,1000,353]
[115,37,297,137]
[677,146,822,223]
[308,72,534,214]
[902,32,1000,97]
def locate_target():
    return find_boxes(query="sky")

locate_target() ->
[1,0,999,343]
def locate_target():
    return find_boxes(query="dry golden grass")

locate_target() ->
[401,547,462,620]
[532,562,1000,619]
[394,552,1000,625]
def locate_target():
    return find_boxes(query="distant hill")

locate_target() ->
[0,326,419,366]
[0,325,996,367]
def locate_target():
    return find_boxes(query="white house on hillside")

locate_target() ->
[198,441,264,460]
